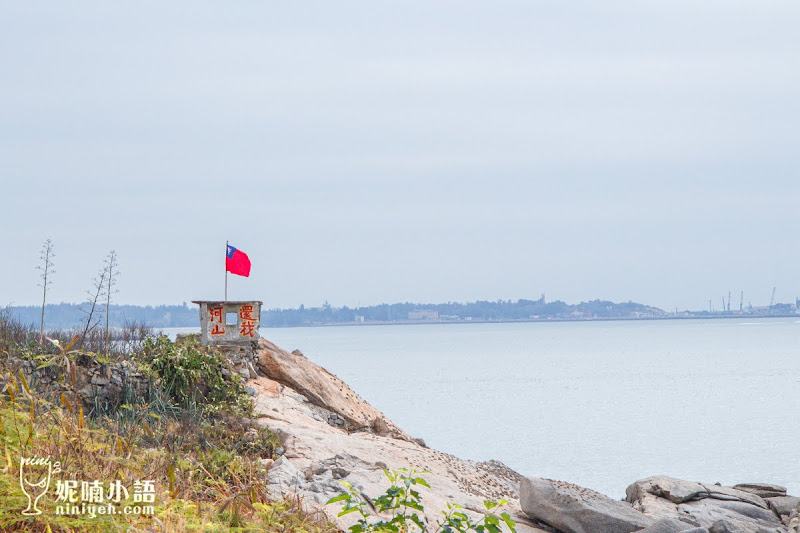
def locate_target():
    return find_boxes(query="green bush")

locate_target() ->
[137,335,251,414]
[327,468,516,533]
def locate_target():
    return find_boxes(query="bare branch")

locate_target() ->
[80,264,107,345]
[103,250,120,356]
[38,239,55,346]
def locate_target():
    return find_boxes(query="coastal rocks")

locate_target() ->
[767,497,800,520]
[788,510,800,533]
[626,477,787,532]
[734,485,788,500]
[514,474,799,533]
[255,338,410,439]
[637,518,708,533]
[706,519,763,533]
[247,368,538,531]
[765,497,800,532]
[519,477,653,533]
[626,477,769,509]
[267,456,305,490]
[326,413,347,428]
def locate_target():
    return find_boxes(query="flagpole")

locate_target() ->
[225,240,228,304]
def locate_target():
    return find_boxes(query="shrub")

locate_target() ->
[327,468,516,533]
[0,357,327,532]
[137,335,251,414]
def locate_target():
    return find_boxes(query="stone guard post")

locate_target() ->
[192,300,263,346]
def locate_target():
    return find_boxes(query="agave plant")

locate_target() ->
[36,334,82,388]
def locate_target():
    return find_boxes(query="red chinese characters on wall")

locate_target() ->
[208,306,225,336]
[238,304,259,337]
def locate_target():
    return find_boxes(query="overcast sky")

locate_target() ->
[2,1,799,311]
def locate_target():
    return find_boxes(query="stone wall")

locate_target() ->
[2,336,259,412]
[3,354,152,412]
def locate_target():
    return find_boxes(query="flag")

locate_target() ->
[226,244,251,277]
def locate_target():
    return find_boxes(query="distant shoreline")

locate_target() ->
[9,300,798,331]
[256,312,800,329]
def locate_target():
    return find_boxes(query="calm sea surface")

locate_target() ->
[166,318,800,498]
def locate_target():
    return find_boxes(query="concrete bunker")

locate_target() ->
[192,300,262,346]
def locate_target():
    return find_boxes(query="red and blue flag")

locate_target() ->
[226,244,251,277]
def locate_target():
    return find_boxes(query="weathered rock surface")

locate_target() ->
[520,477,653,533]
[637,518,708,533]
[766,497,800,520]
[626,477,789,533]
[626,477,769,509]
[256,338,411,439]
[267,455,305,489]
[734,485,788,499]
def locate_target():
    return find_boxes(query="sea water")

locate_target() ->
[166,317,800,497]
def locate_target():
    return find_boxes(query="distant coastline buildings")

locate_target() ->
[5,297,799,330]
[407,310,439,320]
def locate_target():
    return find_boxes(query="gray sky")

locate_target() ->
[2,1,799,311]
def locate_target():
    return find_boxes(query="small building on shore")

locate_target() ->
[192,300,262,346]
[408,310,439,320]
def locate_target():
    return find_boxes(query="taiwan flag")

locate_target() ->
[226,244,251,277]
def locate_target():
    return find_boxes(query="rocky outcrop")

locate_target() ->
[519,477,653,533]
[248,339,553,532]
[247,371,552,530]
[768,498,800,520]
[625,477,770,509]
[240,338,799,533]
[734,485,789,500]
[517,475,798,533]
[255,338,411,439]
[637,518,708,533]
[624,476,797,533]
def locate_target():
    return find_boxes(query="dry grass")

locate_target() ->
[1,309,153,360]
[0,314,338,533]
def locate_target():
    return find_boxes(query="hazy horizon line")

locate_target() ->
[6,294,795,313]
